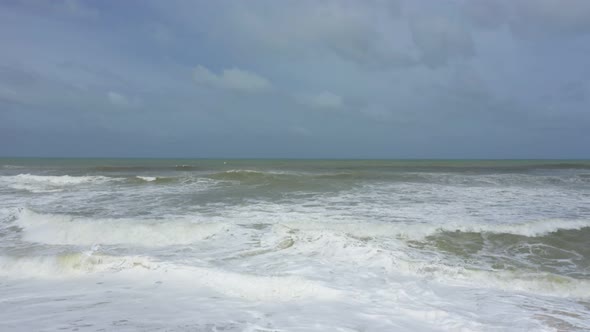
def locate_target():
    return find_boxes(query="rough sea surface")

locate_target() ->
[1,159,589,331]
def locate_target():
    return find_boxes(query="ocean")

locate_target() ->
[0,158,589,331]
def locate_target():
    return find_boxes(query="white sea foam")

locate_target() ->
[276,217,590,240]
[267,225,590,299]
[225,169,263,173]
[2,161,590,331]
[136,176,157,182]
[12,206,590,250]
[0,253,156,278]
[15,209,229,246]
[8,174,117,185]
[0,174,121,192]
[169,266,342,301]
[1,165,25,169]
[393,258,590,299]
[0,253,340,301]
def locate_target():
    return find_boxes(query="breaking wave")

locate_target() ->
[136,176,157,182]
[9,207,590,247]
[0,174,122,193]
[0,253,156,277]
[393,257,590,299]
[0,253,340,301]
[2,173,118,185]
[132,175,178,184]
[270,228,590,299]
[6,207,590,299]
[201,168,590,188]
[208,169,297,182]
[276,218,590,240]
[14,208,229,246]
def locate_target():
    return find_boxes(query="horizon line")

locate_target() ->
[1,156,589,161]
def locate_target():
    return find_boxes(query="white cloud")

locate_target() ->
[193,65,271,92]
[303,91,344,110]
[107,91,138,108]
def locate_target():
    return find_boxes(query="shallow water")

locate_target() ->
[1,159,589,331]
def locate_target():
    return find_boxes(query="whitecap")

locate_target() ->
[14,208,229,246]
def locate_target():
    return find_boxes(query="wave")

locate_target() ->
[91,166,157,172]
[0,174,122,192]
[515,162,590,170]
[10,207,590,247]
[0,253,156,278]
[14,209,229,246]
[394,257,590,299]
[1,165,25,169]
[208,169,418,182]
[132,175,177,184]
[199,169,590,189]
[0,253,340,301]
[2,174,117,185]
[6,207,590,299]
[136,176,157,182]
[268,228,590,299]
[90,165,201,172]
[376,161,590,172]
[7,169,583,193]
[4,172,585,195]
[208,169,297,182]
[0,174,190,192]
[277,218,590,240]
[171,266,341,301]
[175,165,200,171]
[205,169,416,188]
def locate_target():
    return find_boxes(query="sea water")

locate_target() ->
[0,159,589,331]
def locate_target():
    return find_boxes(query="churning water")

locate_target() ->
[1,159,589,331]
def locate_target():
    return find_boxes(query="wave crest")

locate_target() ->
[0,253,156,278]
[14,209,229,246]
[0,253,341,301]
[278,218,590,240]
[0,174,121,192]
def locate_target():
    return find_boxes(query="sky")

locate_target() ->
[0,0,589,159]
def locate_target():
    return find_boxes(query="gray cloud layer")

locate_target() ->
[0,0,589,158]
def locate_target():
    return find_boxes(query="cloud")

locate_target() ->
[107,91,138,108]
[510,0,590,38]
[0,86,21,106]
[302,91,344,110]
[410,15,475,68]
[228,2,381,56]
[360,104,393,121]
[463,0,507,30]
[158,1,413,69]
[14,0,99,19]
[465,0,590,39]
[61,0,99,18]
[153,25,174,44]
[193,65,271,92]
[2,0,590,157]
